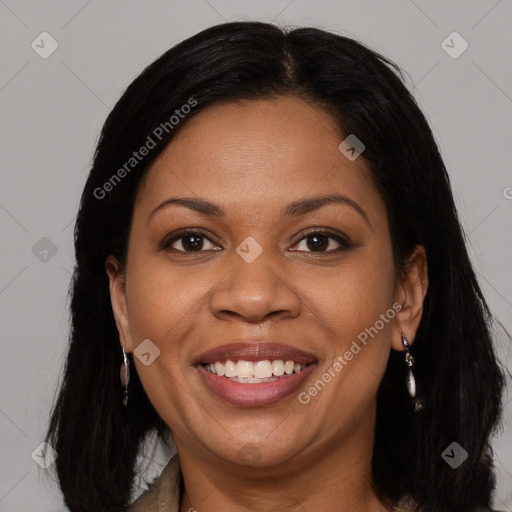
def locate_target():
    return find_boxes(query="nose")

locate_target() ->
[210,244,301,324]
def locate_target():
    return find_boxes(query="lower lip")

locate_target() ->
[196,363,316,407]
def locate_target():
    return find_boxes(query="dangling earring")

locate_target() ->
[401,333,424,412]
[120,346,130,409]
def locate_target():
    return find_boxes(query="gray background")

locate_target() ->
[1,0,511,510]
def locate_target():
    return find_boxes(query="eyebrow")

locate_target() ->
[150,193,371,227]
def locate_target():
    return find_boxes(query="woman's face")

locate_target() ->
[107,96,421,470]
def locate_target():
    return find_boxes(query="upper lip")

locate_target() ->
[194,341,317,365]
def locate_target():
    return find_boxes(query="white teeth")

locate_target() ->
[204,359,308,379]
[254,360,272,379]
[229,376,276,383]
[272,360,285,376]
[214,361,225,376]
[236,360,254,378]
[224,360,237,378]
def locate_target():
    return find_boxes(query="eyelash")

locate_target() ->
[160,229,353,254]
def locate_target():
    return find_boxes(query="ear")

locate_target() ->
[105,255,134,353]
[391,245,428,351]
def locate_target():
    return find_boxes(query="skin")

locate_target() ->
[106,96,428,512]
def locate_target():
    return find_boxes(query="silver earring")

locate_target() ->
[401,333,424,412]
[120,346,130,408]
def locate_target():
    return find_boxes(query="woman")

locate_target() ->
[45,21,506,512]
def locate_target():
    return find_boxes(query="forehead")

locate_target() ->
[135,96,381,220]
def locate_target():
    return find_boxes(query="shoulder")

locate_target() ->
[392,495,418,512]
[127,455,181,512]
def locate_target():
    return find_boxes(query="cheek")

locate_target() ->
[125,257,206,343]
[299,245,396,406]
[302,254,396,345]
[298,268,395,436]
[124,259,197,416]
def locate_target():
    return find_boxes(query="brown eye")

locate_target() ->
[291,231,352,253]
[162,231,220,253]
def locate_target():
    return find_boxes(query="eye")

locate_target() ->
[291,231,352,253]
[162,231,221,253]
[160,229,352,254]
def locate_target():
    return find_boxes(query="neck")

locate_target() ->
[175,405,392,512]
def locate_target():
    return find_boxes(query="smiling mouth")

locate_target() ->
[195,341,318,406]
[201,359,313,383]
[197,361,316,407]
